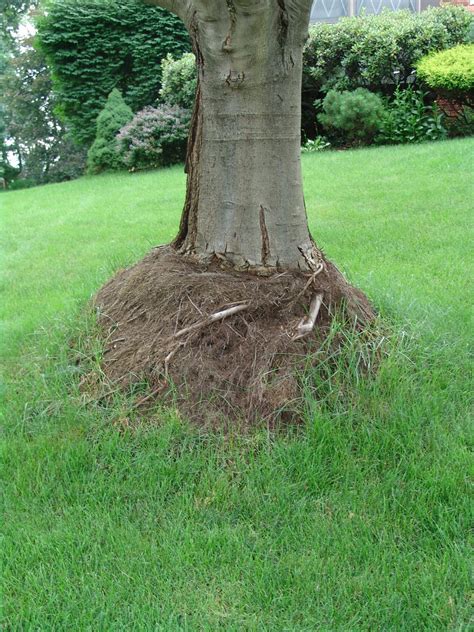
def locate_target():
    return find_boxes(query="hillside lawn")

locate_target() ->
[1,139,473,630]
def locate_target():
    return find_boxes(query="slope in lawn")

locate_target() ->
[1,139,472,629]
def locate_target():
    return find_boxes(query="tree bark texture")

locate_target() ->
[149,0,317,271]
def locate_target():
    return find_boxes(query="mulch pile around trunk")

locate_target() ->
[94,245,374,426]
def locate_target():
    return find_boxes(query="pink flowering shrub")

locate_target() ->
[117,105,191,170]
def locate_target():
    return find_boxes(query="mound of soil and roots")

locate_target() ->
[94,246,375,426]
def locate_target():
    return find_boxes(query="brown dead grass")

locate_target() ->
[94,246,374,427]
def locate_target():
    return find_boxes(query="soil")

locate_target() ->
[94,245,374,427]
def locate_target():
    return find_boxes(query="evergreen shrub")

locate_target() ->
[87,89,133,173]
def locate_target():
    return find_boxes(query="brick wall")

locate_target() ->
[444,0,474,13]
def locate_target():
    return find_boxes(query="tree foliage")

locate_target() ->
[87,88,133,173]
[37,0,191,147]
[1,35,87,186]
[0,0,39,41]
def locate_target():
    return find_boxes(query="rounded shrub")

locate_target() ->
[159,53,197,110]
[318,88,385,143]
[87,88,133,173]
[416,44,474,93]
[117,104,190,171]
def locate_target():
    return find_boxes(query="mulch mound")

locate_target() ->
[94,245,374,426]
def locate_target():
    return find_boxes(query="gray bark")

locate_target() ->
[149,0,318,271]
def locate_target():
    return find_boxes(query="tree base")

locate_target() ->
[94,245,375,426]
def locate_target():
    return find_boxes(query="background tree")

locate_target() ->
[0,0,39,42]
[2,36,86,185]
[37,0,190,146]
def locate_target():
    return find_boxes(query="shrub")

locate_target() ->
[37,0,190,146]
[318,88,385,143]
[160,53,197,110]
[301,136,331,153]
[87,89,133,173]
[304,7,472,95]
[377,87,447,145]
[7,178,36,191]
[117,105,190,171]
[416,44,474,94]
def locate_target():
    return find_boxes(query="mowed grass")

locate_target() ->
[1,139,473,630]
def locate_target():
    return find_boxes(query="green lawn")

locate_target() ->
[1,139,473,630]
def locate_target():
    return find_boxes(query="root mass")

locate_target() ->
[94,246,374,426]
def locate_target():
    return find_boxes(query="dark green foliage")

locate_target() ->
[6,177,36,190]
[159,53,197,110]
[37,0,190,146]
[377,87,447,145]
[318,88,385,144]
[117,104,190,171]
[303,6,472,133]
[87,89,133,173]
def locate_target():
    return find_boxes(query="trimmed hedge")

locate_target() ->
[37,0,190,146]
[416,44,474,93]
[303,6,472,94]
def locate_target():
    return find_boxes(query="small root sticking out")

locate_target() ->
[172,302,250,340]
[293,293,323,340]
[94,245,375,427]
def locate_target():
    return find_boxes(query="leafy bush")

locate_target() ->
[318,89,385,143]
[37,0,190,146]
[416,44,474,94]
[377,87,447,145]
[6,178,36,191]
[301,136,331,153]
[117,105,190,171]
[87,89,133,173]
[304,7,472,95]
[45,141,87,183]
[160,53,197,110]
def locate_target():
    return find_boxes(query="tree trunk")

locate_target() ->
[154,0,317,271]
[96,1,375,422]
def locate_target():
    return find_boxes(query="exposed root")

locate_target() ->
[94,245,375,426]
[172,302,249,340]
[293,293,324,340]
